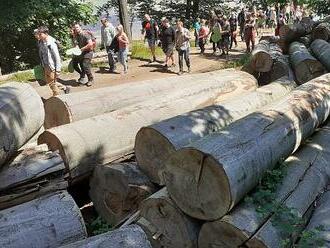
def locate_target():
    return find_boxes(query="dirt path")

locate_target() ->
[32,41,248,99]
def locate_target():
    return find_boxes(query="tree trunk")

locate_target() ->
[270,54,293,82]
[198,125,330,247]
[0,82,44,166]
[289,42,325,84]
[192,0,200,20]
[136,78,296,185]
[312,22,330,41]
[164,73,330,221]
[250,40,274,72]
[297,191,330,246]
[44,71,249,129]
[59,225,152,248]
[118,0,131,41]
[89,162,157,226]
[0,191,87,248]
[311,39,330,71]
[38,70,257,183]
[185,0,192,22]
[137,188,201,248]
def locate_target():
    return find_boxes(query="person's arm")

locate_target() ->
[100,27,105,49]
[80,33,93,52]
[50,43,62,73]
[184,29,191,41]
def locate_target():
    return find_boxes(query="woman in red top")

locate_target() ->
[116,25,129,74]
[198,19,209,54]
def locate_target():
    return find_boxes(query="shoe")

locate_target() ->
[188,67,191,73]
[163,64,168,69]
[153,56,156,62]
[171,64,176,68]
[86,81,93,87]
[178,71,183,75]
[78,77,85,85]
[64,87,71,94]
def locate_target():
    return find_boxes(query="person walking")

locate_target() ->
[193,18,201,47]
[238,8,246,41]
[116,25,129,74]
[220,16,230,56]
[244,13,257,53]
[229,13,238,49]
[142,14,159,63]
[71,23,95,87]
[35,26,70,96]
[198,19,208,54]
[100,18,116,73]
[209,16,222,54]
[176,21,191,75]
[160,19,176,69]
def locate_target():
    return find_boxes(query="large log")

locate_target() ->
[289,42,325,84]
[198,125,330,247]
[0,191,87,248]
[137,188,201,248]
[136,78,296,185]
[89,162,157,226]
[298,34,313,48]
[297,190,330,247]
[311,39,330,71]
[60,225,152,248]
[250,40,274,72]
[44,71,245,129]
[38,70,257,182]
[164,73,330,221]
[312,22,330,41]
[0,82,44,166]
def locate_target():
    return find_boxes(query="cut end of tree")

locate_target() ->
[44,97,72,129]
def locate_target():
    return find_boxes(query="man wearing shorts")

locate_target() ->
[160,19,176,69]
[142,14,159,63]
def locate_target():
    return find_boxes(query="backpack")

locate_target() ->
[83,30,97,51]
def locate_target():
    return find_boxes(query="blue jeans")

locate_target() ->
[118,48,128,72]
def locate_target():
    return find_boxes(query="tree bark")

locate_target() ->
[250,40,274,72]
[59,225,152,248]
[136,78,296,185]
[44,71,247,129]
[297,191,330,247]
[164,73,330,221]
[198,125,330,247]
[298,34,312,48]
[38,70,257,183]
[0,191,87,248]
[289,42,325,84]
[0,82,44,166]
[89,162,157,226]
[311,39,330,71]
[137,188,201,248]
[312,22,330,41]
[118,0,131,41]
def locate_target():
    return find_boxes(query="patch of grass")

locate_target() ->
[8,71,35,82]
[92,61,108,68]
[86,216,112,236]
[222,53,251,69]
[131,40,163,60]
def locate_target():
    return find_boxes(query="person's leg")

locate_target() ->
[185,48,191,72]
[44,66,60,96]
[82,58,93,86]
[148,39,156,61]
[230,32,234,49]
[213,42,217,53]
[106,46,116,72]
[245,30,251,52]
[178,50,184,73]
[251,30,256,51]
[122,48,128,73]
[234,32,238,46]
[72,56,82,75]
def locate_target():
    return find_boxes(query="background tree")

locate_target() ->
[0,0,96,74]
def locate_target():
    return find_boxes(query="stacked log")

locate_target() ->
[44,71,247,129]
[250,40,274,72]
[137,188,201,248]
[289,42,325,84]
[89,163,157,226]
[38,70,257,182]
[164,73,330,221]
[198,125,330,247]
[298,34,313,48]
[59,225,152,248]
[0,191,87,248]
[311,39,330,71]
[297,191,330,247]
[135,78,296,185]
[0,82,44,166]
[312,22,330,41]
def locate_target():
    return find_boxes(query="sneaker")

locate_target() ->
[78,77,85,85]
[163,64,168,69]
[188,67,191,73]
[86,81,93,87]
[64,87,71,94]
[178,71,183,76]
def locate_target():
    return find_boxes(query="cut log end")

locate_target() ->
[44,97,72,129]
[135,127,176,185]
[199,220,249,248]
[164,148,231,220]
[251,51,273,72]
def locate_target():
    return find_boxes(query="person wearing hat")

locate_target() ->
[35,26,70,96]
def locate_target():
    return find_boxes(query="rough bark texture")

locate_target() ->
[298,190,330,247]
[289,42,325,84]
[0,191,87,248]
[38,70,257,182]
[136,78,296,185]
[44,71,239,129]
[312,22,330,41]
[89,162,157,226]
[164,73,330,221]
[250,40,274,72]
[298,34,312,48]
[198,126,330,247]
[0,82,44,166]
[311,39,330,71]
[137,188,201,248]
[59,225,152,248]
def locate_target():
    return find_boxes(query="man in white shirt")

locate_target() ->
[101,18,117,72]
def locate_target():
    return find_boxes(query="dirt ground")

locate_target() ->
[32,40,249,99]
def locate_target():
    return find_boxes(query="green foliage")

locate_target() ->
[0,0,96,74]
[9,71,35,82]
[131,40,163,60]
[223,53,251,69]
[87,216,112,236]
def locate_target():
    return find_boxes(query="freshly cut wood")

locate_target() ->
[312,22,330,41]
[0,82,44,166]
[269,49,293,83]
[298,191,330,247]
[60,225,152,248]
[38,70,257,182]
[0,191,87,248]
[250,40,274,72]
[289,42,325,84]
[89,162,157,226]
[311,39,330,71]
[137,188,201,248]
[198,126,330,247]
[44,71,242,129]
[164,73,330,221]
[136,78,296,185]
